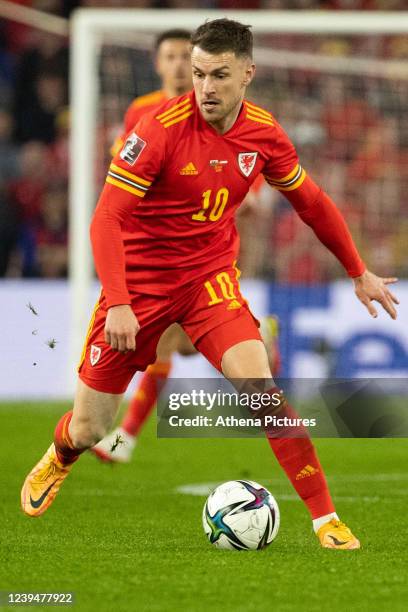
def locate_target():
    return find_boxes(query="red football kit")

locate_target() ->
[79,90,365,393]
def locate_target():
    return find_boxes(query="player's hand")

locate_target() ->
[105,305,140,352]
[353,270,399,320]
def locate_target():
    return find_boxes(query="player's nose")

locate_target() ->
[202,77,216,96]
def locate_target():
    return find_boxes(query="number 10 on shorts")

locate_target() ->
[205,271,237,306]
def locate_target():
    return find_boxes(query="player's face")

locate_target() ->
[191,46,255,133]
[156,39,192,96]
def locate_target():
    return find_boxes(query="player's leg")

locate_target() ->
[21,291,169,516]
[181,267,359,549]
[198,324,359,549]
[91,323,196,463]
[21,380,122,517]
[259,315,281,376]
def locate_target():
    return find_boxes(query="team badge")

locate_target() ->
[90,345,101,367]
[238,152,258,177]
[120,132,146,166]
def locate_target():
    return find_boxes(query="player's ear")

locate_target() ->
[242,63,256,87]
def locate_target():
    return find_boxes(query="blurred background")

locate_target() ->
[0,1,407,397]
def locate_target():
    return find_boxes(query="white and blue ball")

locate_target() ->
[202,480,280,550]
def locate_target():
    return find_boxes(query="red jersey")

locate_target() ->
[92,90,365,307]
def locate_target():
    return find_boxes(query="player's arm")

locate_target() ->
[91,182,141,352]
[264,126,399,320]
[91,119,166,351]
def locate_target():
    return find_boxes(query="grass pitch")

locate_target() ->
[0,402,407,611]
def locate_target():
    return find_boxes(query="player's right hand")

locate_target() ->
[105,305,140,352]
[353,270,399,320]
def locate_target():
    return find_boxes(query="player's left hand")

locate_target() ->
[353,269,399,320]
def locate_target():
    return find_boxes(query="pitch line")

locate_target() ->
[177,484,380,503]
[176,475,408,500]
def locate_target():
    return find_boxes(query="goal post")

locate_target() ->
[68,9,408,390]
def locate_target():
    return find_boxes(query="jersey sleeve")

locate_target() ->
[91,115,167,307]
[108,111,166,203]
[262,122,306,192]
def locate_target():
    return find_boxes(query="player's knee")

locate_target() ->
[221,340,271,380]
[70,419,107,448]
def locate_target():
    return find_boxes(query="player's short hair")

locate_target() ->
[191,18,253,59]
[155,29,191,50]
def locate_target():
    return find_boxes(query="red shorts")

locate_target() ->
[78,265,261,393]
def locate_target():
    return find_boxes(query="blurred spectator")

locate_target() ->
[13,31,68,143]
[321,76,381,161]
[36,184,68,277]
[1,2,32,55]
[0,109,20,185]
[0,185,19,276]
[46,107,70,183]
[0,109,20,276]
[0,26,16,107]
[8,141,48,276]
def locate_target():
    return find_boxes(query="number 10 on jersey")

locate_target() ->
[192,188,229,222]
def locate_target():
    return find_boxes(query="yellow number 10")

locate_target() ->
[192,188,229,222]
[205,272,237,306]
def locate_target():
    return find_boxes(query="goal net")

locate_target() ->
[69,10,408,383]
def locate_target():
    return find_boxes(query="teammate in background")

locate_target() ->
[111,29,192,156]
[21,19,399,550]
[92,29,280,464]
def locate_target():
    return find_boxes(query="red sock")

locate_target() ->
[266,392,335,519]
[122,361,172,437]
[54,411,84,465]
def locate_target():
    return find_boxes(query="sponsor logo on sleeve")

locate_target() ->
[119,132,146,166]
[238,152,258,177]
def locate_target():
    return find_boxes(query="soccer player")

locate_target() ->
[93,29,279,464]
[21,19,399,550]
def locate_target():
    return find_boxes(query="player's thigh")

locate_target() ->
[155,323,196,361]
[71,378,123,440]
[176,327,197,356]
[156,324,197,361]
[180,265,265,375]
[195,313,269,378]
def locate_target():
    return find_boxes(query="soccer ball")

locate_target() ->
[202,480,280,550]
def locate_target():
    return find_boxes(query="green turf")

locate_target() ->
[1,402,407,611]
